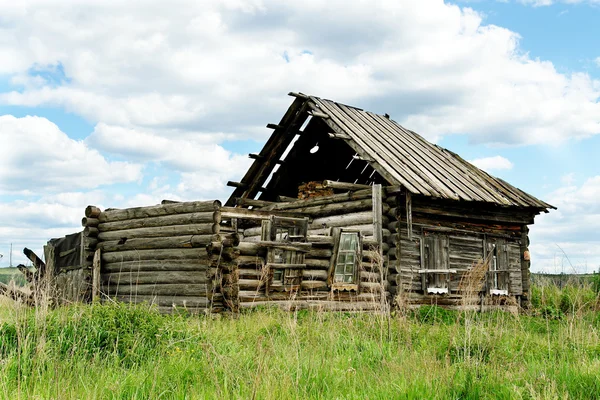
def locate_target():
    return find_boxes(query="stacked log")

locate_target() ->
[82,205,101,268]
[236,188,391,310]
[207,238,239,313]
[297,181,334,199]
[235,246,268,303]
[92,200,222,314]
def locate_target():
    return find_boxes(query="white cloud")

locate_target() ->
[468,155,514,172]
[0,190,108,267]
[530,176,600,273]
[518,0,554,6]
[1,0,599,273]
[521,0,600,5]
[0,115,143,194]
[595,57,600,67]
[0,0,598,147]
[560,173,575,185]
[86,123,249,173]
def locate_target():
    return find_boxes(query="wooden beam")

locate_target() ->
[227,181,248,189]
[406,191,413,240]
[328,132,351,140]
[277,195,297,202]
[17,264,34,283]
[242,103,310,202]
[220,206,302,221]
[372,184,383,253]
[323,180,371,191]
[225,96,308,207]
[23,248,46,273]
[248,153,264,160]
[235,198,275,208]
[257,241,312,252]
[85,205,102,218]
[267,123,283,129]
[161,199,180,204]
[308,110,329,119]
[265,188,372,211]
[92,249,101,302]
[266,263,307,269]
[99,200,222,223]
[288,92,308,99]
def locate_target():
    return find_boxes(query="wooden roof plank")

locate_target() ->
[309,100,421,193]
[392,122,505,204]
[313,98,436,196]
[226,93,553,211]
[366,111,492,203]
[343,105,464,201]
[398,125,512,205]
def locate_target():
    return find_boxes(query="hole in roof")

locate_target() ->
[299,116,312,132]
[310,143,319,154]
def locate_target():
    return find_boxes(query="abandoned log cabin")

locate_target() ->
[9,92,554,313]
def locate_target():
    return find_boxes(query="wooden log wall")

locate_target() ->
[87,200,224,314]
[48,222,94,305]
[235,190,391,310]
[387,192,532,307]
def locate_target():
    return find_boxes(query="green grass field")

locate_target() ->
[0,281,599,399]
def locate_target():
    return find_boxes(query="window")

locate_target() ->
[419,233,455,294]
[486,239,509,295]
[334,232,360,283]
[262,216,308,292]
[328,230,361,288]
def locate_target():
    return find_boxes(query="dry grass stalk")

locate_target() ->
[459,253,491,308]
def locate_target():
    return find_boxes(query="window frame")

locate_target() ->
[419,231,455,294]
[485,237,510,296]
[328,229,362,290]
[262,216,308,293]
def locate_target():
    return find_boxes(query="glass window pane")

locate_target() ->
[340,234,350,251]
[343,263,351,275]
[333,232,360,285]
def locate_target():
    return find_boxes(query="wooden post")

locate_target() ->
[92,249,101,302]
[372,184,383,253]
[406,191,413,241]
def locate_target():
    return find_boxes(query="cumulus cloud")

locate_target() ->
[0,0,598,147]
[468,156,514,172]
[530,176,600,273]
[0,190,108,266]
[86,123,250,174]
[0,115,142,194]
[519,0,600,5]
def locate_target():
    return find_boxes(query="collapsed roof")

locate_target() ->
[227,92,554,212]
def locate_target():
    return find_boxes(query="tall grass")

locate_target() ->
[0,282,599,399]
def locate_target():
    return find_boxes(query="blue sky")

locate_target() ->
[0,0,599,273]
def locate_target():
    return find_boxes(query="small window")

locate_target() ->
[334,232,359,283]
[487,240,509,296]
[262,216,308,292]
[419,233,455,294]
[328,230,361,288]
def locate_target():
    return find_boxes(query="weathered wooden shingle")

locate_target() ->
[308,96,554,210]
[226,93,554,211]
